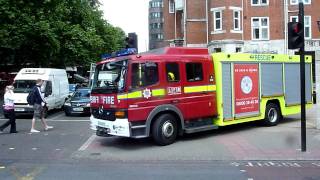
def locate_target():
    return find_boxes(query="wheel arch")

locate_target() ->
[146,104,184,137]
[264,99,282,118]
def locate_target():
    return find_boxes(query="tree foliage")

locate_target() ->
[0,0,126,69]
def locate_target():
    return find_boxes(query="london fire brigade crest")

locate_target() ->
[240,76,253,94]
[143,88,152,99]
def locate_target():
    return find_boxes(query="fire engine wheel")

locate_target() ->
[152,114,178,146]
[263,103,281,126]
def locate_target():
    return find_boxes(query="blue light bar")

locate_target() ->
[101,48,137,60]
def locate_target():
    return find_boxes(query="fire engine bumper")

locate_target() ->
[90,115,130,137]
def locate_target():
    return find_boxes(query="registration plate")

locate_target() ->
[73,107,83,112]
[98,121,107,127]
[15,108,25,112]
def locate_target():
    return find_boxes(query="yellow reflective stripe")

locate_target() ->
[207,85,216,91]
[184,85,216,93]
[117,94,128,100]
[127,91,142,99]
[152,89,165,96]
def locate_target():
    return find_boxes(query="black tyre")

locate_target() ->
[152,114,178,146]
[65,111,71,116]
[263,103,281,126]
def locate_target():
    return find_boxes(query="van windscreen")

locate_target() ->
[13,80,36,93]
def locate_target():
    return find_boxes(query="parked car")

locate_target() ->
[64,87,91,116]
[69,84,78,96]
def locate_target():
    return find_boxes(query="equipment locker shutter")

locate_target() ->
[285,63,312,105]
[261,63,283,97]
[222,63,233,120]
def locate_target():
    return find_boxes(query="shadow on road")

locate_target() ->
[93,117,301,149]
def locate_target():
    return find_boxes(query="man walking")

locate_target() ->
[30,79,53,133]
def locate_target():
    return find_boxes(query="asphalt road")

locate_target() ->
[0,110,319,180]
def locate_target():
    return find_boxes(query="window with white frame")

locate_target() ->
[169,0,175,13]
[290,16,312,39]
[251,17,269,40]
[290,0,311,5]
[213,10,222,31]
[233,10,241,31]
[251,0,268,6]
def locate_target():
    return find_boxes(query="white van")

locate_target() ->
[13,68,69,116]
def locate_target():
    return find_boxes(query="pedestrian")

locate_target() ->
[0,85,17,133]
[30,79,53,133]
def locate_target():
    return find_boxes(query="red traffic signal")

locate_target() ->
[288,22,304,49]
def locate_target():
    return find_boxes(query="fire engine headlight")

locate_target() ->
[86,103,91,107]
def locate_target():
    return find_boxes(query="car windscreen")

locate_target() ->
[73,89,90,98]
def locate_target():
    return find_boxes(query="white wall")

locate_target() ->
[243,40,285,54]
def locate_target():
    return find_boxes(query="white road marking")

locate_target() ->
[46,119,90,122]
[0,166,5,169]
[9,148,15,150]
[78,134,96,151]
[0,119,89,122]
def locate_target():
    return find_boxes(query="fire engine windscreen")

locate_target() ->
[92,60,127,93]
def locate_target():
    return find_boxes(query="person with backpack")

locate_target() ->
[0,85,17,133]
[30,79,53,133]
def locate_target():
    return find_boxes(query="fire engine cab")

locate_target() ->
[90,47,313,145]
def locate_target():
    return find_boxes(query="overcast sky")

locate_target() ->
[101,0,150,52]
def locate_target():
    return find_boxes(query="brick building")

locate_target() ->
[148,0,166,50]
[161,0,320,55]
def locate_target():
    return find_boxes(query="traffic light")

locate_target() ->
[288,22,304,49]
[125,33,138,51]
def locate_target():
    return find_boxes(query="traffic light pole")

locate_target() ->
[298,2,306,152]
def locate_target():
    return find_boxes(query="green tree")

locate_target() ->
[0,0,126,69]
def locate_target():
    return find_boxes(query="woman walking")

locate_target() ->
[0,85,17,133]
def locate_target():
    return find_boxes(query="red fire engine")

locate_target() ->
[90,47,313,145]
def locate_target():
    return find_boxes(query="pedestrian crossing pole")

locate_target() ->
[298,2,306,152]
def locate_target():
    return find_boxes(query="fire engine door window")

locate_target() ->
[186,63,203,82]
[166,63,180,82]
[131,62,159,88]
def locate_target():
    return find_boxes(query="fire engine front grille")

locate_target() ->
[91,108,116,121]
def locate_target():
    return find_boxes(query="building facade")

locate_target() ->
[161,0,320,54]
[148,0,166,50]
